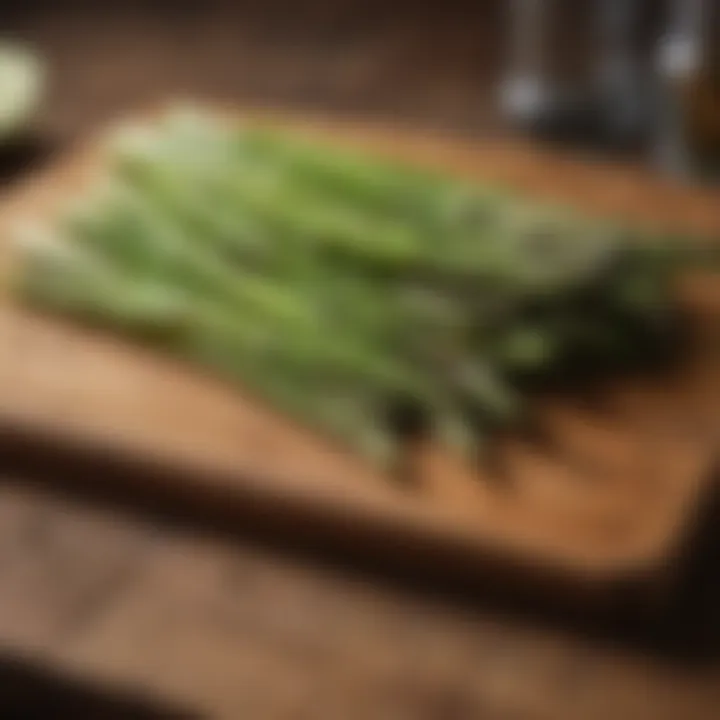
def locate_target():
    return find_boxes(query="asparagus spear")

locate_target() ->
[21,239,402,466]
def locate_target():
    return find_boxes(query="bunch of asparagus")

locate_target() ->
[15,108,715,472]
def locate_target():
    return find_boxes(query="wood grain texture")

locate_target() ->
[0,106,719,613]
[0,478,719,720]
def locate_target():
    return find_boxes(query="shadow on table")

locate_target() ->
[0,653,200,720]
[0,135,57,186]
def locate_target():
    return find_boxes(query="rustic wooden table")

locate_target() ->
[0,476,719,720]
[0,478,720,720]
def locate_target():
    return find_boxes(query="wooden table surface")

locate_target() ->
[0,475,719,720]
[1,1,719,717]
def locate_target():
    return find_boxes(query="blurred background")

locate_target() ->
[0,0,718,174]
[0,1,719,718]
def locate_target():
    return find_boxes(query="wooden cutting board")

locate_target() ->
[0,104,719,614]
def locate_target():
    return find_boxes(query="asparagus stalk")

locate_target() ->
[21,241,402,466]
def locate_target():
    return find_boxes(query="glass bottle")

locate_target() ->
[654,0,720,180]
